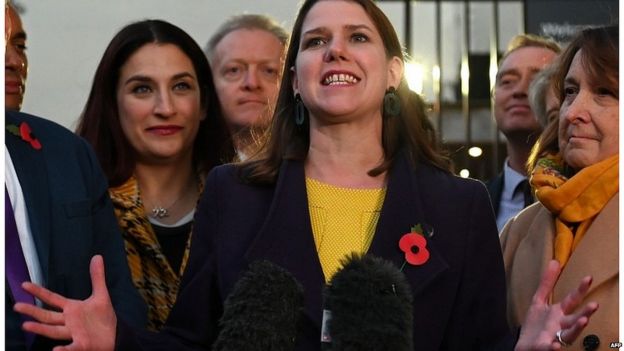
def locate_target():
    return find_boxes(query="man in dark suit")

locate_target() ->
[487,34,559,232]
[5,109,147,350]
[5,4,145,349]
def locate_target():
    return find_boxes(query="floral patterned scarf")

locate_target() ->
[530,154,619,268]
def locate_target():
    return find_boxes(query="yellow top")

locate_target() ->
[305,177,386,282]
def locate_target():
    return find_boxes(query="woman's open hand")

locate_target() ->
[515,260,599,351]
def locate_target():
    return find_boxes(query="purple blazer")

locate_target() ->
[118,153,512,350]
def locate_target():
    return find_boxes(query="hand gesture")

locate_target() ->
[515,260,599,351]
[14,255,117,351]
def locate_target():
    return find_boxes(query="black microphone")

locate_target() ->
[321,254,413,351]
[212,260,304,351]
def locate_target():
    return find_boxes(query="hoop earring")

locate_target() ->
[383,87,401,118]
[295,94,307,126]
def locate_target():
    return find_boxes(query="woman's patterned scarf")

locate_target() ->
[530,154,618,267]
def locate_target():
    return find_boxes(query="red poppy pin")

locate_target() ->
[6,122,42,150]
[399,224,432,269]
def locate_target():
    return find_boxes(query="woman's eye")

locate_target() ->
[131,85,151,94]
[352,33,368,42]
[563,86,578,97]
[304,37,325,48]
[596,87,617,98]
[173,82,191,91]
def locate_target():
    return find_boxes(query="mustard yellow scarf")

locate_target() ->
[530,154,619,268]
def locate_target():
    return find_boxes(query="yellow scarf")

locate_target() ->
[530,154,619,268]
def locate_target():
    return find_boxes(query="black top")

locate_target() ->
[152,221,192,273]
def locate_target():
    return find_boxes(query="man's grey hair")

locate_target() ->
[205,14,289,62]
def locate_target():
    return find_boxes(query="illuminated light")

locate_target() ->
[405,61,425,94]
[432,65,441,82]
[432,65,441,94]
[459,169,470,178]
[468,146,483,157]
[489,61,498,92]
[460,60,470,96]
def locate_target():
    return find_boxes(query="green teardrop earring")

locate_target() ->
[295,94,307,126]
[383,87,401,118]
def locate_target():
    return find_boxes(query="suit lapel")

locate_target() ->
[5,113,52,283]
[554,193,619,301]
[245,159,326,328]
[369,155,448,296]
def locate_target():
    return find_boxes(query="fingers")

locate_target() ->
[22,320,72,340]
[560,302,599,330]
[21,282,68,309]
[90,255,109,299]
[14,302,65,325]
[54,346,84,351]
[532,260,561,304]
[560,316,588,346]
[560,276,593,314]
[54,344,79,351]
[555,302,598,347]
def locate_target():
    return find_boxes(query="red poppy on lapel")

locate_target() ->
[6,122,42,150]
[399,224,430,266]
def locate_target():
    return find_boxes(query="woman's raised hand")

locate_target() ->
[515,260,599,351]
[14,255,117,351]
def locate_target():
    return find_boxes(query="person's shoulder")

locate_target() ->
[206,163,239,181]
[205,163,264,190]
[505,202,548,231]
[207,163,278,188]
[6,110,85,146]
[417,163,486,193]
[500,202,549,251]
[202,163,276,212]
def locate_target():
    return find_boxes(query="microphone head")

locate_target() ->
[213,260,304,351]
[323,253,413,351]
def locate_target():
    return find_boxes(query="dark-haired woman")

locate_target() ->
[74,19,234,330]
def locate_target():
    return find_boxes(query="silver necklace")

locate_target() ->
[148,191,187,219]
[151,206,170,219]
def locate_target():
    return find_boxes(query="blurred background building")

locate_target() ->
[14,0,618,181]
[379,0,617,181]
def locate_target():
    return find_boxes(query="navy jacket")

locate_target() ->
[486,172,504,217]
[118,153,512,350]
[5,111,146,350]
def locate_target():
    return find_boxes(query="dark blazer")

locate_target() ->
[5,111,146,350]
[486,172,504,216]
[118,153,512,350]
